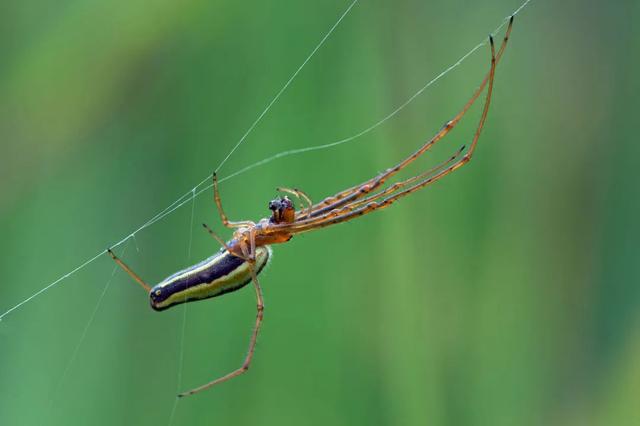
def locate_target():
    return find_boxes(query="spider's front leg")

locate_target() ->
[297,17,515,222]
[275,31,503,236]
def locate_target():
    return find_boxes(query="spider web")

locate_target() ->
[0,0,532,323]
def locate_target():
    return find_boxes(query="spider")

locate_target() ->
[108,17,513,397]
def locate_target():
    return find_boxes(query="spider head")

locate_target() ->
[269,196,295,224]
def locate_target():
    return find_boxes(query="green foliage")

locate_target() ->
[1,0,639,425]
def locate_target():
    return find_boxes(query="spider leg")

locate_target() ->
[213,172,255,229]
[178,242,264,397]
[289,145,483,233]
[276,186,313,218]
[281,33,498,234]
[107,249,151,292]
[201,223,235,253]
[249,227,257,261]
[336,145,466,215]
[281,146,465,228]
[297,16,513,221]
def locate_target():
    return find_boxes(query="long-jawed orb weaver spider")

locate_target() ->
[108,17,514,397]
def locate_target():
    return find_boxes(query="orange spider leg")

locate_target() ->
[297,16,513,221]
[179,256,264,397]
[280,33,498,234]
[340,145,466,214]
[201,223,235,253]
[107,249,151,292]
[286,146,466,228]
[213,172,256,229]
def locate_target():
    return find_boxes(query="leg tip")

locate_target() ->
[107,248,118,260]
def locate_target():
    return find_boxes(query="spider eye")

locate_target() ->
[268,199,281,211]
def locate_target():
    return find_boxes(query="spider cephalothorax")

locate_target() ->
[268,196,295,224]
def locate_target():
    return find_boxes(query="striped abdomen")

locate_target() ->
[149,246,271,311]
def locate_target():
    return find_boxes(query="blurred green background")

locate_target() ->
[2,0,639,425]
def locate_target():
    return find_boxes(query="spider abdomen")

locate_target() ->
[149,246,272,311]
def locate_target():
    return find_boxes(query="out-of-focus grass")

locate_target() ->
[1,1,639,425]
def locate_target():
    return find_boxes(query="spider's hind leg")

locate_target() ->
[177,238,265,397]
[107,248,151,292]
